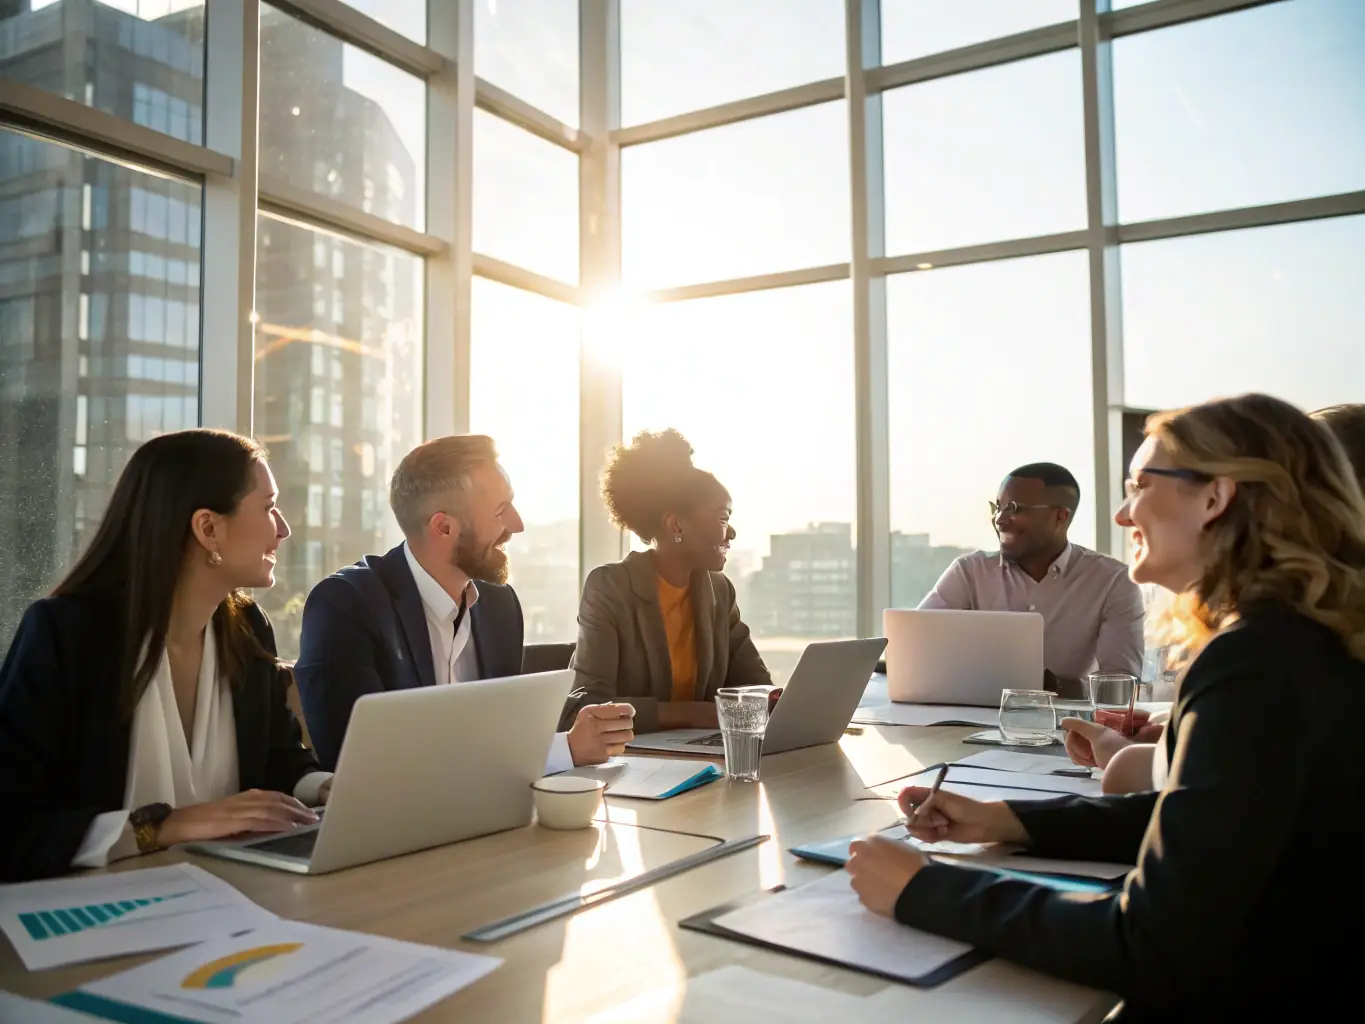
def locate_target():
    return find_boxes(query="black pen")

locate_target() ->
[908,764,950,828]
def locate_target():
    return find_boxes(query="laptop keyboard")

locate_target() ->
[245,829,318,860]
[689,732,725,747]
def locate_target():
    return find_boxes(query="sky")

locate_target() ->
[36,0,1364,562]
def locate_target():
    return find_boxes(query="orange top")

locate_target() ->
[655,574,697,703]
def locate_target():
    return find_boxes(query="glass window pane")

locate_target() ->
[473,110,579,284]
[622,282,855,685]
[887,252,1095,608]
[260,5,426,231]
[0,2,204,144]
[1122,216,1365,413]
[882,0,1076,63]
[0,129,201,649]
[1114,0,1365,222]
[475,0,579,127]
[623,103,849,289]
[621,0,845,125]
[253,214,424,659]
[884,52,1086,254]
[335,0,425,45]
[470,279,580,643]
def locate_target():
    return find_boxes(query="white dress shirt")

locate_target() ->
[403,543,573,774]
[72,628,330,869]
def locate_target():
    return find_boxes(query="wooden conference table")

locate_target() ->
[0,725,1116,1022]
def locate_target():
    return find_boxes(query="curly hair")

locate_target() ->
[600,429,720,543]
[1147,394,1365,663]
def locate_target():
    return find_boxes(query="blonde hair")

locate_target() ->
[1146,394,1365,663]
[389,434,498,538]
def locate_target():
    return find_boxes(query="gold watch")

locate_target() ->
[129,802,173,853]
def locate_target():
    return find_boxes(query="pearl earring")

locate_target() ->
[674,534,683,544]
[208,551,223,566]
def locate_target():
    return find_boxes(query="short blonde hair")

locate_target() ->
[389,434,498,538]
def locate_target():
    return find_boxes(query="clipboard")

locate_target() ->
[679,886,990,988]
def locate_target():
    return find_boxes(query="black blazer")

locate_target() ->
[293,543,525,770]
[892,602,1364,1021]
[0,593,318,882]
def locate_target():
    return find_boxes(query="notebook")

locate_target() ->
[556,757,721,800]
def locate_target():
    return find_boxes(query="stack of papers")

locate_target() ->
[52,921,501,1024]
[559,757,720,800]
[956,750,1090,775]
[0,864,276,970]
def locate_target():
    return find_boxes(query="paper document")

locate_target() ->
[589,965,868,1023]
[714,871,972,981]
[939,852,1132,881]
[852,703,1002,727]
[0,991,103,1022]
[943,765,1102,798]
[872,776,1069,804]
[52,920,501,1024]
[559,757,720,799]
[957,750,1089,775]
[862,958,1114,1023]
[0,864,276,971]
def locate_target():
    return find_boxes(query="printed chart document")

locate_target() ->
[559,757,720,799]
[713,871,972,981]
[53,921,501,1024]
[0,991,103,1022]
[589,965,867,1022]
[0,864,276,970]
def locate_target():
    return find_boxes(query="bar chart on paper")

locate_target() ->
[0,864,277,970]
[18,890,197,941]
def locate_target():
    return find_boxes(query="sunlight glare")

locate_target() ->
[583,288,645,369]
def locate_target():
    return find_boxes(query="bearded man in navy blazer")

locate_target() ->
[294,434,634,772]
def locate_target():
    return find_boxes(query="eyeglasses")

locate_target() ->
[989,500,1058,519]
[1123,467,1214,500]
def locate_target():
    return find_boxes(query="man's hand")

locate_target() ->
[1061,717,1132,769]
[845,835,928,917]
[566,703,636,766]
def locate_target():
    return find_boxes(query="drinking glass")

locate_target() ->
[998,689,1056,746]
[1086,673,1139,736]
[715,687,769,782]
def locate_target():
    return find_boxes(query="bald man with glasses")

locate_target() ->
[919,463,1145,698]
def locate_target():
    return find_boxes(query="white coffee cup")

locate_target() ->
[531,776,605,830]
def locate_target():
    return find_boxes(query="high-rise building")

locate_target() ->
[0,0,203,649]
[890,531,972,608]
[745,522,857,639]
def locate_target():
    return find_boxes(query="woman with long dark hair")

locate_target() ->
[844,394,1365,1020]
[0,429,324,881]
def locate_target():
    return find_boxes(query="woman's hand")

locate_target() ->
[898,786,1028,845]
[845,835,928,917]
[1061,717,1133,769]
[156,790,318,847]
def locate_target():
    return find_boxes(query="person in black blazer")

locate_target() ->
[294,434,635,773]
[0,430,322,882]
[845,394,1365,1021]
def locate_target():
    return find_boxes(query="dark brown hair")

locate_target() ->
[53,429,273,717]
[600,429,721,543]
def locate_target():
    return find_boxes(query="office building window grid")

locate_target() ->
[0,0,1360,664]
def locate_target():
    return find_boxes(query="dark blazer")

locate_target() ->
[0,594,318,882]
[566,550,771,733]
[892,602,1364,1021]
[294,543,524,770]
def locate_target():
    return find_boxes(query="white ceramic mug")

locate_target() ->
[531,776,605,830]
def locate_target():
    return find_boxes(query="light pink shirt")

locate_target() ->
[919,543,1144,681]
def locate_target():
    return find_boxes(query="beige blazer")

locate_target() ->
[566,550,771,732]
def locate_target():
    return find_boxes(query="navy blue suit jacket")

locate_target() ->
[294,544,525,770]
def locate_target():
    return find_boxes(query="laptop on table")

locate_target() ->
[627,637,887,757]
[883,609,1043,706]
[189,669,573,874]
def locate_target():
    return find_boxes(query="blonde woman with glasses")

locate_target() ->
[843,393,1365,1021]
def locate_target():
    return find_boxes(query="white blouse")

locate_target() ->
[72,628,328,868]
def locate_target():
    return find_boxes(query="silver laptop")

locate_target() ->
[627,638,887,757]
[189,670,573,874]
[884,609,1043,706]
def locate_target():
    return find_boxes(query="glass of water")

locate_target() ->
[1086,673,1139,735]
[715,687,770,782]
[998,689,1057,746]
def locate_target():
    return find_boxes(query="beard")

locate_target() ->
[454,524,511,584]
